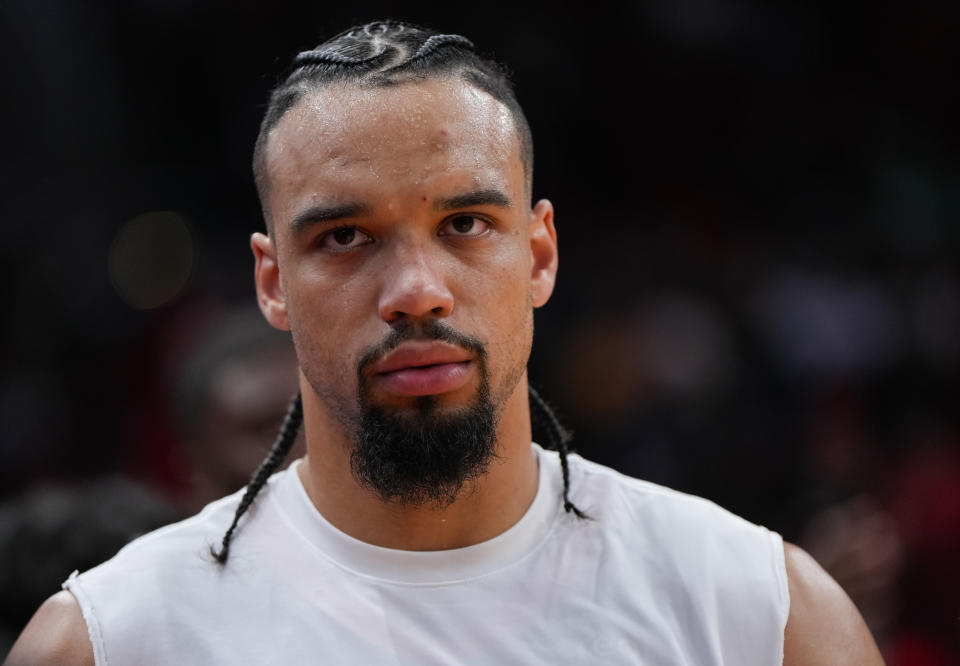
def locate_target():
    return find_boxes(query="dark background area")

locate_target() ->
[2,1,958,661]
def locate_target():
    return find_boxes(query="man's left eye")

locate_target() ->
[440,215,489,237]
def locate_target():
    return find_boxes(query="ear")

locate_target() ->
[251,232,290,331]
[529,199,558,308]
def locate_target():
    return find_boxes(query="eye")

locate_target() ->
[439,215,490,237]
[318,226,372,251]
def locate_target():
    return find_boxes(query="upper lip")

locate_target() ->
[371,342,473,374]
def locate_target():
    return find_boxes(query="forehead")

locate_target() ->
[262,78,522,219]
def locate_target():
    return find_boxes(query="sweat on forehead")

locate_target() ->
[251,23,534,229]
[261,78,520,207]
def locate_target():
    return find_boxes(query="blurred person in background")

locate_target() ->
[170,305,303,513]
[0,480,176,656]
[8,19,884,666]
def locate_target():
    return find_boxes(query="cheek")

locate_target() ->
[282,269,374,395]
[463,242,532,337]
[454,242,534,385]
[285,259,373,334]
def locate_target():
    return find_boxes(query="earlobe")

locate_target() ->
[529,199,558,308]
[251,232,290,331]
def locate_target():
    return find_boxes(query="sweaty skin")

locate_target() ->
[252,78,553,552]
[5,76,884,666]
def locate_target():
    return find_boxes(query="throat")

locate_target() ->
[298,442,540,551]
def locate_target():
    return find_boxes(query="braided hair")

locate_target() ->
[212,386,586,563]
[210,393,303,563]
[528,386,588,519]
[212,22,579,564]
[251,20,534,226]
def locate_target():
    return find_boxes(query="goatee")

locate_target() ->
[350,321,498,507]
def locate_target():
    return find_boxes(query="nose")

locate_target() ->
[377,241,455,324]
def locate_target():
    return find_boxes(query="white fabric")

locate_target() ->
[65,444,789,665]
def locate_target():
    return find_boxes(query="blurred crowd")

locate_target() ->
[2,0,958,661]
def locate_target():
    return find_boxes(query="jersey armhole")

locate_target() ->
[769,531,790,665]
[63,570,108,666]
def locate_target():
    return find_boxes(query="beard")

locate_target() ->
[349,320,499,507]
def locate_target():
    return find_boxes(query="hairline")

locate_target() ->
[253,72,534,235]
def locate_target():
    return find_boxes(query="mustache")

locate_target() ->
[357,320,487,376]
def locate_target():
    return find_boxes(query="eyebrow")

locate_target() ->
[289,202,370,234]
[435,188,512,211]
[288,188,511,234]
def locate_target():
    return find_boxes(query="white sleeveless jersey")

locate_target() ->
[65,444,789,665]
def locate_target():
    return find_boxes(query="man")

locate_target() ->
[7,21,882,664]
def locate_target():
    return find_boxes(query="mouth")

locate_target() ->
[371,343,474,397]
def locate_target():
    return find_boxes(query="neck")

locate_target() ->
[296,374,538,551]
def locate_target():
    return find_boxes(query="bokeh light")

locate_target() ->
[108,211,195,310]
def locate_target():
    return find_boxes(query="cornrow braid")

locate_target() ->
[252,20,534,227]
[211,392,303,564]
[528,385,588,518]
[410,34,475,60]
[291,48,392,69]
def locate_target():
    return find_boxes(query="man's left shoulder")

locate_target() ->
[561,453,791,664]
[570,453,780,549]
[569,452,789,596]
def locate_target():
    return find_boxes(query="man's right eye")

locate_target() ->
[318,226,372,251]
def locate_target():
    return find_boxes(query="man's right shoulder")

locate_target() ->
[4,591,94,666]
[3,487,251,666]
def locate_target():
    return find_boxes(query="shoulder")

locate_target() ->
[567,457,884,663]
[115,486,245,556]
[560,452,791,663]
[67,485,249,601]
[79,475,269,578]
[568,452,775,544]
[566,452,787,596]
[782,542,884,665]
[3,494,243,666]
[4,591,93,666]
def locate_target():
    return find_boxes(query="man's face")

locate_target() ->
[253,76,557,501]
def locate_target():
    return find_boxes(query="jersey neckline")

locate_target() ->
[271,443,562,585]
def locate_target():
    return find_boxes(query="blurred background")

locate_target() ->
[2,0,958,661]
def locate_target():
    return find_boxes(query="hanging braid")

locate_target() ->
[211,392,303,564]
[528,385,588,519]
[212,383,583,563]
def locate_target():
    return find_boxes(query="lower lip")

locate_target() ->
[376,361,472,397]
